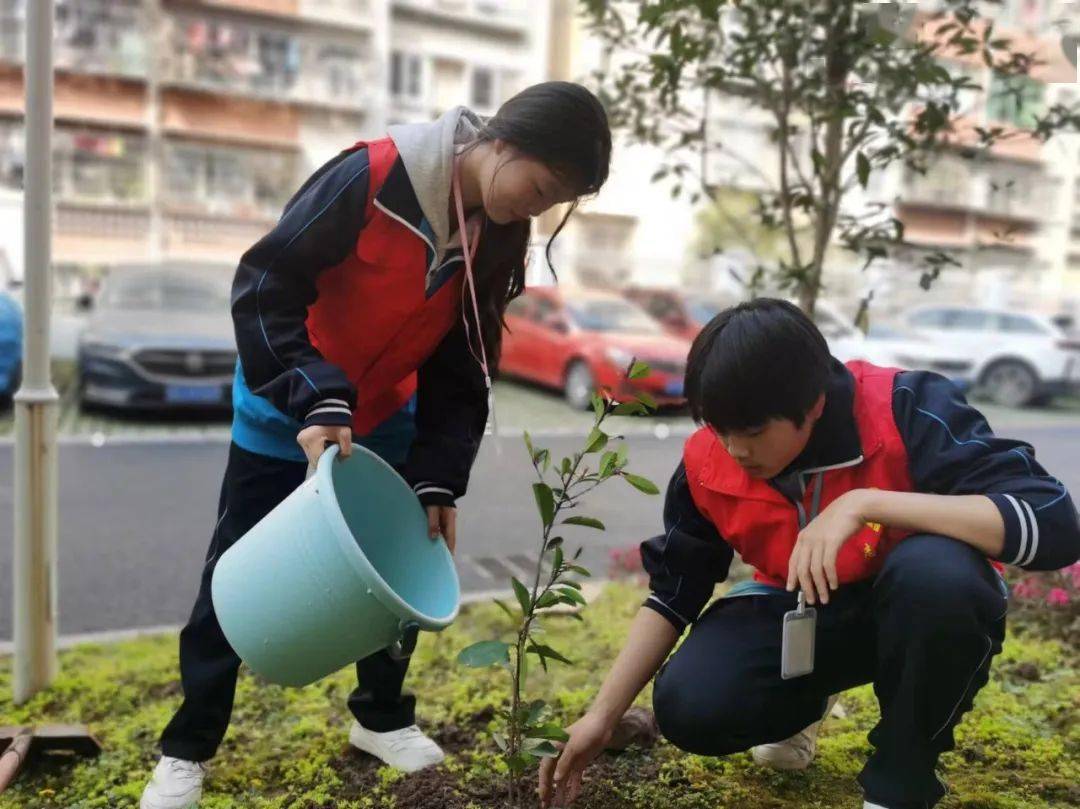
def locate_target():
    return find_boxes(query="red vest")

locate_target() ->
[305,138,465,435]
[684,361,914,587]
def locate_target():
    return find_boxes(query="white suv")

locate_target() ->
[904,305,1080,408]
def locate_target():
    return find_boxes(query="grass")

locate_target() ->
[1,583,1077,809]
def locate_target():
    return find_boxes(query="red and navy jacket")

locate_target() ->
[230,138,486,507]
[641,359,1080,633]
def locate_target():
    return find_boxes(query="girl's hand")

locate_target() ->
[537,712,614,807]
[297,424,352,468]
[426,505,457,554]
[786,489,869,605]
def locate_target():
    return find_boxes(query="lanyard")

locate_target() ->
[451,157,498,440]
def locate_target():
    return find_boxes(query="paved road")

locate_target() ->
[2,421,1080,641]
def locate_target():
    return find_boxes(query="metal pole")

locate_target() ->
[13,0,58,705]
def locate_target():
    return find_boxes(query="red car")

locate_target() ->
[623,286,736,341]
[499,287,692,410]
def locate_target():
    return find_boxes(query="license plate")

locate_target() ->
[166,384,222,404]
[665,380,684,396]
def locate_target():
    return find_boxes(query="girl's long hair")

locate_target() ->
[464,81,611,367]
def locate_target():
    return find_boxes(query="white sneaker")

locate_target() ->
[864,803,891,809]
[751,694,840,771]
[349,721,445,773]
[140,756,208,809]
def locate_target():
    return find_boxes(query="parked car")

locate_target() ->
[862,323,976,385]
[77,263,237,412]
[0,287,22,407]
[622,286,737,341]
[902,305,1080,407]
[500,287,693,410]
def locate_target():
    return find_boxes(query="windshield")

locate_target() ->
[101,273,232,312]
[566,298,663,334]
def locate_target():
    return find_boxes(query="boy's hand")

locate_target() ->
[786,489,869,605]
[426,505,457,554]
[538,712,613,807]
[297,424,352,468]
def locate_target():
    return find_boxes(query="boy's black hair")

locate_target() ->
[685,298,832,432]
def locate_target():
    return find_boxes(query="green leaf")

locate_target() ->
[526,700,547,726]
[492,732,509,752]
[561,456,572,475]
[533,482,555,527]
[535,591,561,610]
[629,360,650,379]
[565,564,591,577]
[529,643,573,665]
[523,430,534,456]
[856,151,871,189]
[598,451,617,478]
[506,752,531,774]
[563,516,605,530]
[615,443,628,468]
[623,472,660,495]
[546,536,564,551]
[555,586,587,606]
[457,640,511,667]
[492,598,518,622]
[523,739,560,758]
[554,545,565,572]
[612,401,647,416]
[557,579,582,590]
[635,390,658,411]
[591,392,605,420]
[512,577,532,615]
[583,427,608,454]
[528,724,570,743]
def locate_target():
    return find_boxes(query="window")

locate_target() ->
[471,67,495,110]
[944,309,990,330]
[996,313,1047,334]
[986,72,1045,128]
[390,51,423,99]
[164,143,295,217]
[909,309,949,328]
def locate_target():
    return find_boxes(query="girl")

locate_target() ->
[141,81,611,809]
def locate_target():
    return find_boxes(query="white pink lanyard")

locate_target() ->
[451,157,498,438]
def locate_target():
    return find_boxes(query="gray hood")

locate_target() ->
[387,106,484,263]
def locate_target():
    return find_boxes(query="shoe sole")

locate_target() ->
[751,748,813,771]
[349,729,444,774]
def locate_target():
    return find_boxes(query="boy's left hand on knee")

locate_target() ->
[426,505,457,554]
[787,490,870,605]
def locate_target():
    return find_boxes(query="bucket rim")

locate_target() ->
[313,443,460,630]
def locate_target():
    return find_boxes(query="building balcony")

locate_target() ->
[172,0,377,32]
[162,14,376,113]
[899,160,1054,224]
[391,0,530,35]
[0,0,149,81]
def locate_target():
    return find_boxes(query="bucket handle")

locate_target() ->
[387,621,420,660]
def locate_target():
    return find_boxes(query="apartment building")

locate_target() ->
[0,0,385,294]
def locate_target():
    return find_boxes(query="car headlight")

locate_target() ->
[604,346,634,369]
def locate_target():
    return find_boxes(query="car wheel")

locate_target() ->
[982,360,1039,408]
[564,361,596,411]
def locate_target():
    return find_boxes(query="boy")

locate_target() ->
[539,298,1080,809]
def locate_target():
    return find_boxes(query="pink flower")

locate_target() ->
[1046,588,1071,607]
[1067,563,1080,590]
[1012,578,1043,600]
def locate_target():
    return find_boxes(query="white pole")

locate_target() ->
[13,0,58,705]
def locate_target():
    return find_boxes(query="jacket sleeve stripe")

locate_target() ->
[254,164,370,374]
[1020,498,1040,566]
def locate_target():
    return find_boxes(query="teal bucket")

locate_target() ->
[211,443,460,687]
